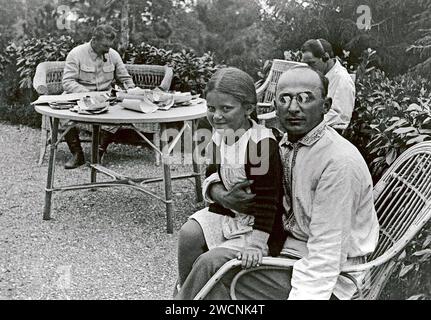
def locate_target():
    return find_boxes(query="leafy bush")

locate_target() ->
[14,35,76,89]
[0,43,22,104]
[0,35,76,127]
[124,42,173,66]
[0,43,37,126]
[345,49,431,180]
[345,49,431,300]
[382,221,431,300]
[170,49,217,94]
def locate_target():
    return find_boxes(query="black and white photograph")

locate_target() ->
[0,0,430,307]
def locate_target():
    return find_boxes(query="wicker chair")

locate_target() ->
[194,141,431,300]
[33,61,174,165]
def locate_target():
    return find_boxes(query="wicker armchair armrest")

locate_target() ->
[229,257,297,300]
[256,102,274,115]
[159,66,173,91]
[33,62,49,95]
[341,205,431,273]
[193,257,297,300]
[194,259,242,300]
[257,102,272,107]
[257,111,276,121]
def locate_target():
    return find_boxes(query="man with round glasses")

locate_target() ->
[194,65,379,300]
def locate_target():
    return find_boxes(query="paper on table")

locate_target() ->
[172,92,192,104]
[116,92,150,101]
[121,99,158,113]
[32,91,110,105]
[117,91,174,111]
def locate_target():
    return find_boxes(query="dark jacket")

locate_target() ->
[205,133,287,256]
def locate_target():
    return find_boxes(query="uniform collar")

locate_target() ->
[87,41,101,61]
[279,120,327,148]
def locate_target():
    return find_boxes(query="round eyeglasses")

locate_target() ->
[276,92,314,107]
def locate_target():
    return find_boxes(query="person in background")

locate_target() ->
[301,38,355,134]
[62,24,137,169]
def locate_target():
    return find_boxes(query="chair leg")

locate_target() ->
[154,130,161,166]
[38,115,49,165]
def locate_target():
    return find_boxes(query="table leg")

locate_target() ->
[43,117,59,220]
[160,123,174,234]
[91,124,101,183]
[38,115,48,165]
[192,120,203,202]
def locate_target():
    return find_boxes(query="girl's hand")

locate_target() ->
[237,247,263,269]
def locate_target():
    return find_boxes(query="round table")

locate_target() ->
[35,99,207,233]
[34,101,207,124]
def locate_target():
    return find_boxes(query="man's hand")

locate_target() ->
[210,180,256,213]
[237,247,263,269]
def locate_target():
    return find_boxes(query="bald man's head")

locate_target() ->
[275,66,332,142]
[277,65,329,98]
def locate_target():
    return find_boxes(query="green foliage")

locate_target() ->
[260,0,430,76]
[406,1,431,76]
[0,35,76,128]
[2,0,430,80]
[14,35,76,89]
[125,42,172,66]
[0,43,36,126]
[195,0,274,78]
[0,0,23,49]
[382,221,431,300]
[170,50,218,95]
[345,50,431,300]
[0,102,42,128]
[345,49,431,180]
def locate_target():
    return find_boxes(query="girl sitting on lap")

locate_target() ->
[175,67,285,300]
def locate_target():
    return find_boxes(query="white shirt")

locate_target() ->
[279,121,379,300]
[325,59,356,130]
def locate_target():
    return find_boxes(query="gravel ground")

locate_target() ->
[0,121,205,300]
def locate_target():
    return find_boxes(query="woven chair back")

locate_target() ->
[357,142,431,299]
[34,61,171,94]
[260,60,305,104]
